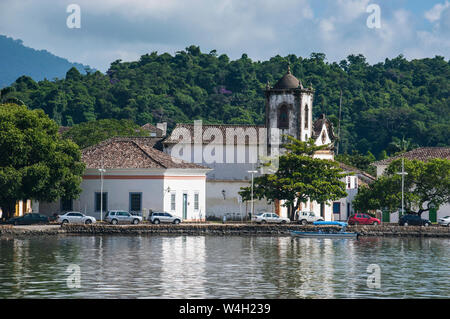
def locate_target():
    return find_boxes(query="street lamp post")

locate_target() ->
[396,158,408,216]
[247,169,258,222]
[99,168,106,222]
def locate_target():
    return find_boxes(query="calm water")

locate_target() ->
[0,235,449,298]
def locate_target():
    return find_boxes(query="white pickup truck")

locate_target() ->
[296,211,324,225]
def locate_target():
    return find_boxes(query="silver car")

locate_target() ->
[255,213,290,224]
[105,210,142,225]
[58,212,96,225]
[438,216,450,227]
[150,212,182,224]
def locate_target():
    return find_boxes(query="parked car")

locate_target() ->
[399,214,431,226]
[296,211,324,225]
[251,212,267,222]
[348,213,381,225]
[150,212,182,224]
[6,213,49,225]
[58,212,96,225]
[255,213,290,224]
[105,210,142,225]
[438,216,450,227]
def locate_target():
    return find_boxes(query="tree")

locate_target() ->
[62,119,150,149]
[0,103,85,219]
[239,136,347,220]
[353,158,450,216]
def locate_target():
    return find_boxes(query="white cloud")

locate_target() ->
[0,0,448,72]
[425,1,450,22]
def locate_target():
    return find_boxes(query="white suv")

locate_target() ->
[297,211,324,225]
[105,210,142,225]
[150,212,182,224]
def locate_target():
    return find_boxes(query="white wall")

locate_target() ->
[205,180,273,219]
[163,173,206,221]
[38,168,208,221]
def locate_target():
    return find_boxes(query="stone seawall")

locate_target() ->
[1,224,450,237]
[61,223,450,237]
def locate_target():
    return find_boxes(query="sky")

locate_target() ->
[0,0,449,72]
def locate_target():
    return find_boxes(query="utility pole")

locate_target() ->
[336,89,342,155]
[99,167,106,222]
[396,158,408,216]
[247,169,258,222]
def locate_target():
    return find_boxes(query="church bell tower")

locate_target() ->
[265,66,314,146]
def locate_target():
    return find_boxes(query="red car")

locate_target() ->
[348,213,380,225]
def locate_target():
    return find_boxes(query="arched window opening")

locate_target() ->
[278,105,289,129]
[304,104,309,129]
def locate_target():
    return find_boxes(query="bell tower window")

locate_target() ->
[278,104,289,129]
[304,104,309,129]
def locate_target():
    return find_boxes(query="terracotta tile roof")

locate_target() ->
[373,147,450,166]
[164,123,265,145]
[58,126,71,134]
[81,137,207,170]
[338,162,376,181]
[140,123,164,137]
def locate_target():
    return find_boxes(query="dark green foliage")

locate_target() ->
[0,103,85,219]
[335,151,377,176]
[239,136,347,220]
[62,119,150,149]
[4,47,449,155]
[353,158,450,216]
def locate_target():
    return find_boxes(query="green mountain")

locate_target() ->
[0,35,90,88]
[1,45,449,157]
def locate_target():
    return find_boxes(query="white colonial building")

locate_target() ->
[38,137,210,221]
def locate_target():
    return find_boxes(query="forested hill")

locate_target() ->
[1,45,449,157]
[0,35,89,88]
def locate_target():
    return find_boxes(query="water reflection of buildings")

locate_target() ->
[257,237,362,298]
[161,236,206,298]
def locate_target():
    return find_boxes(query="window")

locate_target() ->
[278,105,289,129]
[194,193,199,211]
[60,198,73,212]
[304,104,309,129]
[170,193,176,211]
[129,193,142,213]
[95,192,108,212]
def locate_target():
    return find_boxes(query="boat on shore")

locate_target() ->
[290,221,359,239]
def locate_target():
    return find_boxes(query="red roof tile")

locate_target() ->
[373,147,450,166]
[82,137,207,170]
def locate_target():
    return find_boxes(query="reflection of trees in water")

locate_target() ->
[0,237,82,297]
[255,237,343,298]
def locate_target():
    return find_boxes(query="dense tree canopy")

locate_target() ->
[0,104,85,219]
[353,158,450,216]
[239,136,347,220]
[2,46,449,157]
[62,119,149,149]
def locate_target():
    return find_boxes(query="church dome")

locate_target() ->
[273,66,300,89]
